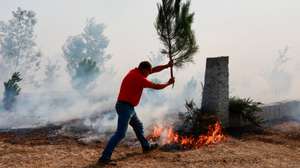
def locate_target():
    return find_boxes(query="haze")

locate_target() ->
[1,0,299,102]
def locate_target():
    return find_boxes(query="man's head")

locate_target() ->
[138,61,152,77]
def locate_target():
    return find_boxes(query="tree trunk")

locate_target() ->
[168,53,174,88]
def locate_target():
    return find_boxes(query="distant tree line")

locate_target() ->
[0,7,110,111]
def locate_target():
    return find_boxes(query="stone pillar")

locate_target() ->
[201,56,229,127]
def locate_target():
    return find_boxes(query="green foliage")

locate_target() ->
[229,97,264,127]
[3,72,22,111]
[155,0,198,69]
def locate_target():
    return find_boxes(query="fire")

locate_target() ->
[147,121,226,149]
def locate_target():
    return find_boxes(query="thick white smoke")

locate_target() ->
[0,51,201,138]
[0,66,118,129]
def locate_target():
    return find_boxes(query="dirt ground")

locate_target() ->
[1,120,300,168]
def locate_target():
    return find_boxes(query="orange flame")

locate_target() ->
[147,121,226,149]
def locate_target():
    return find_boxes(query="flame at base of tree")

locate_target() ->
[147,121,226,149]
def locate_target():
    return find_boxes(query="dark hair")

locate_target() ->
[138,61,152,70]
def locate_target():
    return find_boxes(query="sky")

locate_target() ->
[0,0,300,102]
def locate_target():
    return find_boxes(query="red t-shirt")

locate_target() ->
[117,68,155,106]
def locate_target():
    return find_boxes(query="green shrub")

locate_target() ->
[229,97,264,127]
[3,72,22,111]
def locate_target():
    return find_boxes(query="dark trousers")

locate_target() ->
[100,101,150,160]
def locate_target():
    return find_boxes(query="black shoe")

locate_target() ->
[143,143,159,153]
[96,158,117,166]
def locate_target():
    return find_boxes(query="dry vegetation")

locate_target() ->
[0,120,300,168]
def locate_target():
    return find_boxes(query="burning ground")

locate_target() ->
[1,119,300,168]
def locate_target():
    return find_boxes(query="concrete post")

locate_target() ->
[201,56,229,127]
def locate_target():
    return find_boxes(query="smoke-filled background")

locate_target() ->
[0,0,299,133]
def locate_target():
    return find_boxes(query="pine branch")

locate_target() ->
[155,0,198,80]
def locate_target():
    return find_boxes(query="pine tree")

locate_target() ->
[155,0,198,81]
[3,72,22,111]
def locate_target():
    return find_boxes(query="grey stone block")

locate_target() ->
[201,56,229,127]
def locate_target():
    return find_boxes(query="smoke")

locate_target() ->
[265,46,300,102]
[0,69,117,129]
[231,45,300,104]
[1,43,298,136]
[0,48,200,136]
[1,53,298,141]
[266,46,292,99]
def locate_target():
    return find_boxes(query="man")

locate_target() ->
[98,61,175,165]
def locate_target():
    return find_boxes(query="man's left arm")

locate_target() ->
[151,61,173,74]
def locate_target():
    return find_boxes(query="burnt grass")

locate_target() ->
[1,119,300,168]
